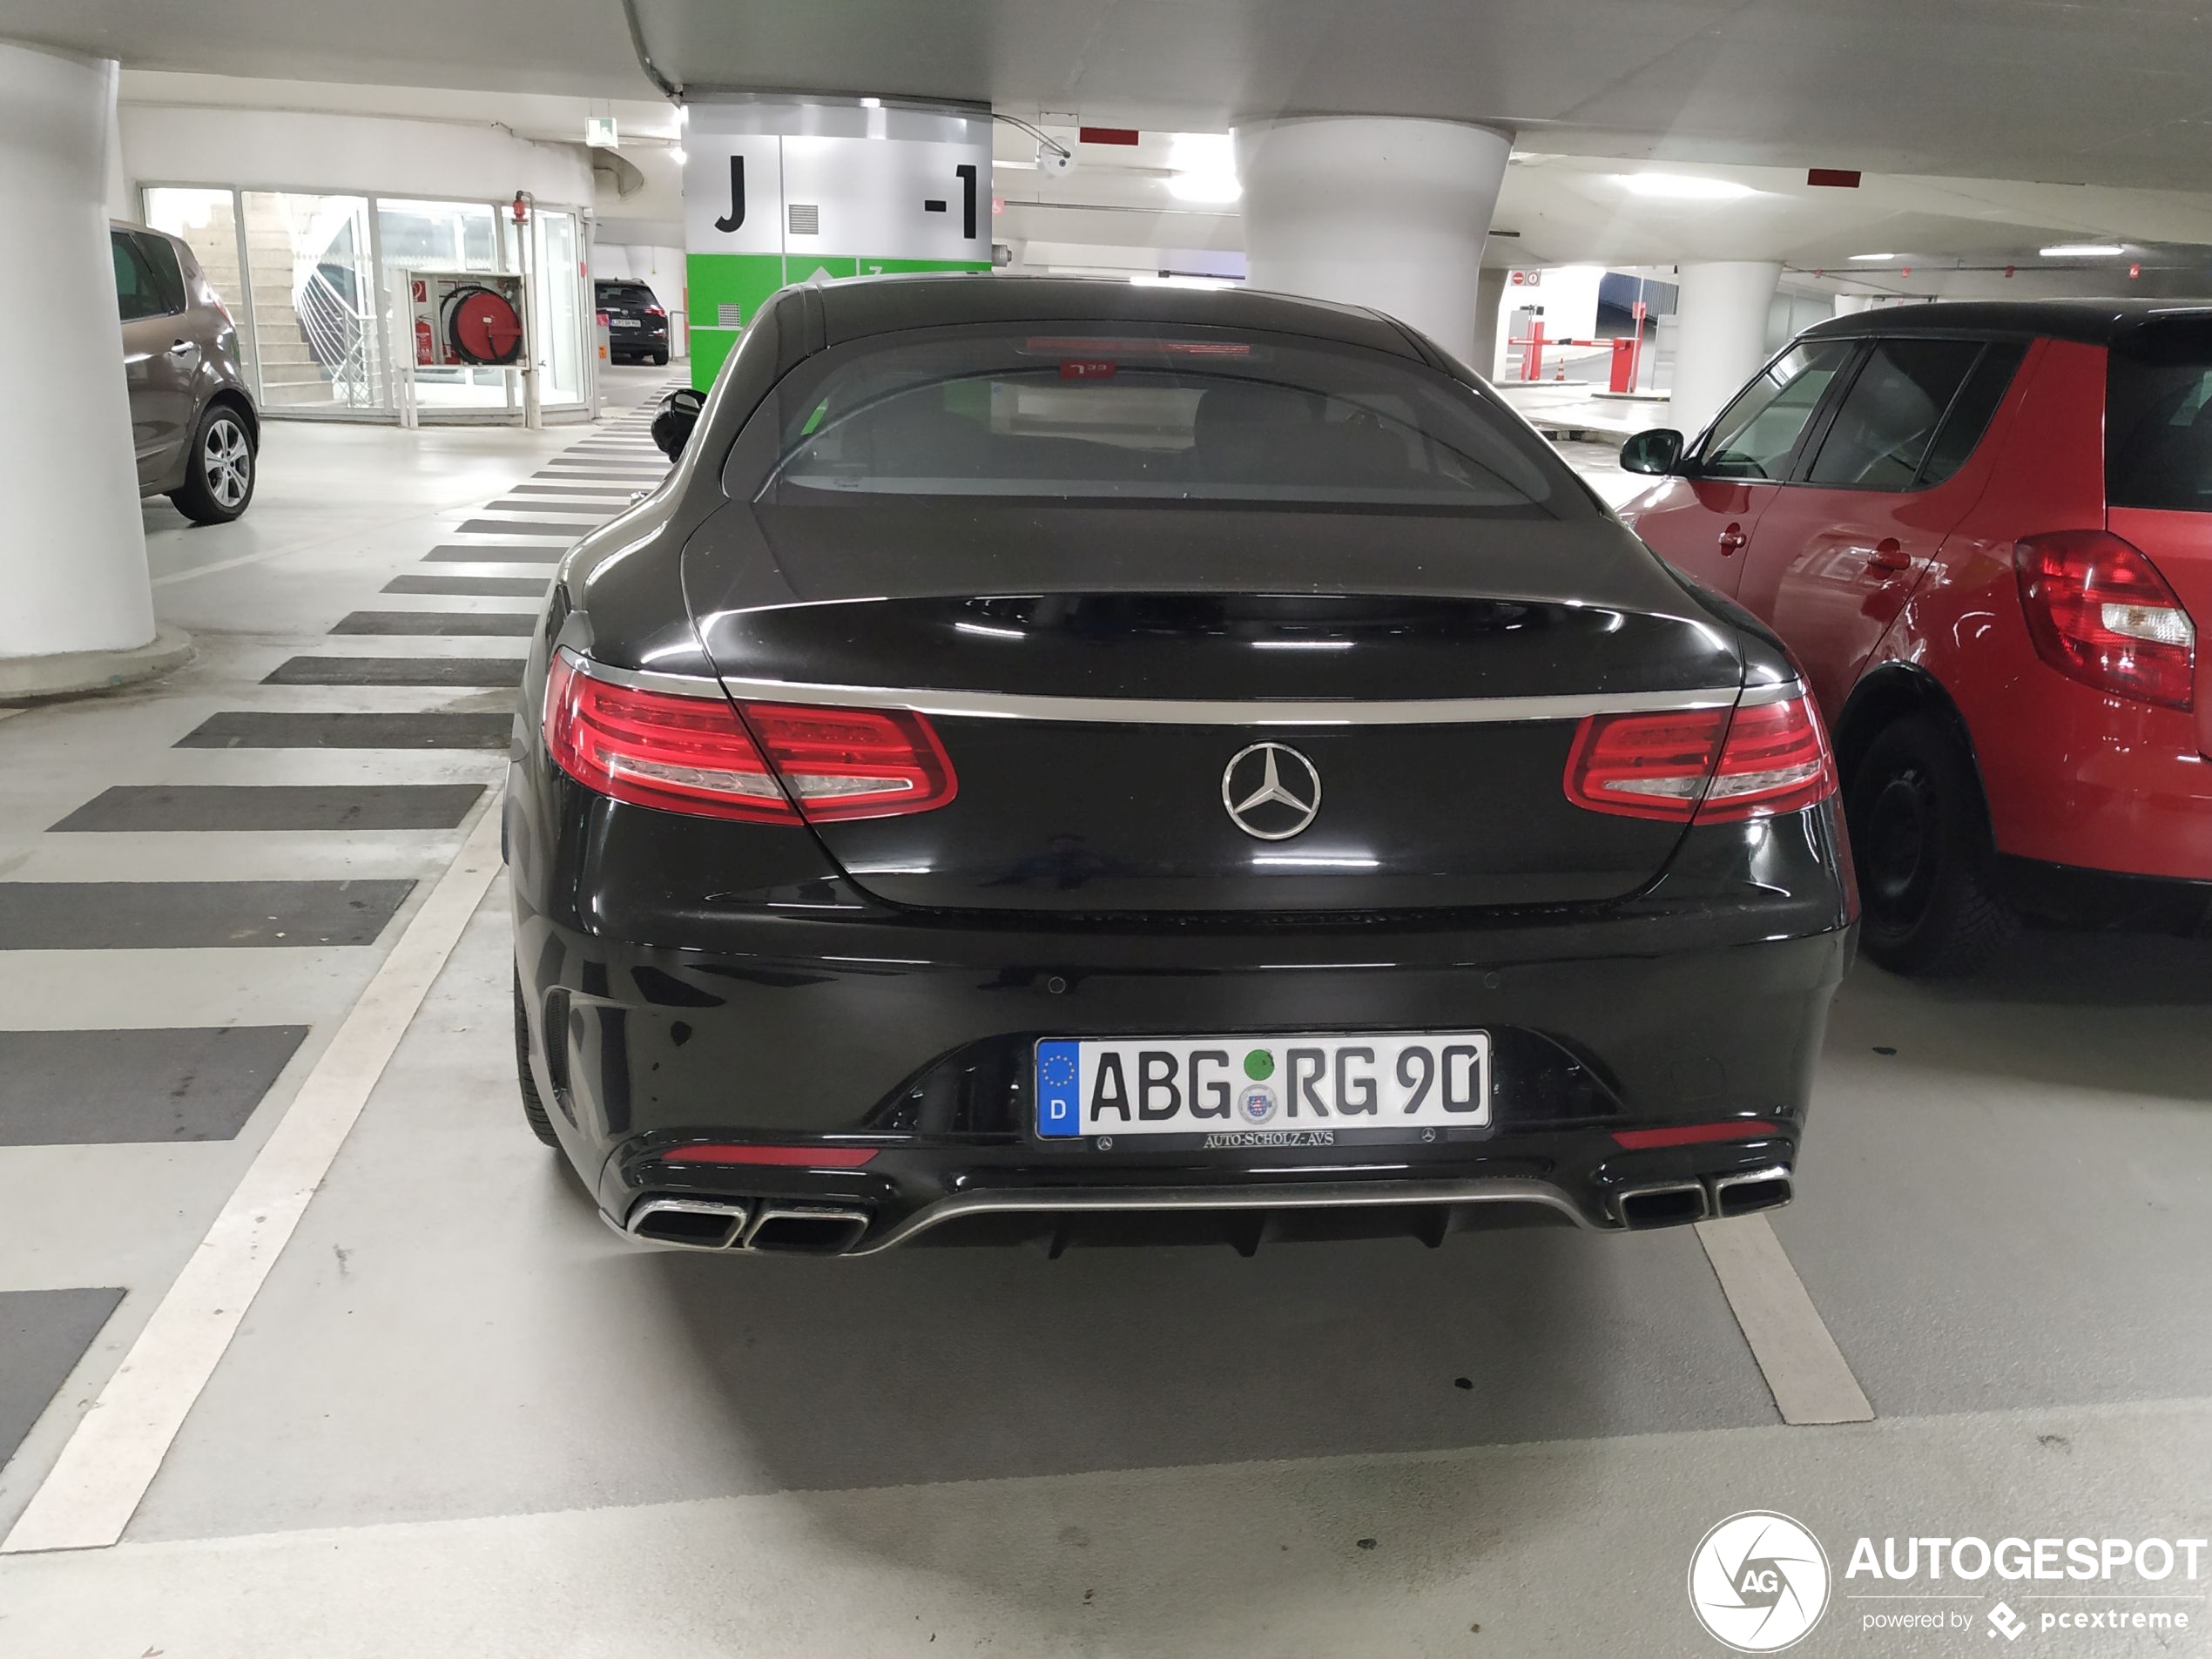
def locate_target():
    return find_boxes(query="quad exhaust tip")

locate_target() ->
[625,1197,872,1255]
[1615,1164,1793,1229]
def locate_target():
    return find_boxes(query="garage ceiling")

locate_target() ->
[12,0,2212,193]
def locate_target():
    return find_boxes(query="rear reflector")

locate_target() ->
[658,1143,879,1168]
[2014,529,2195,709]
[1612,1120,1782,1150]
[1563,691,1837,824]
[545,654,957,824]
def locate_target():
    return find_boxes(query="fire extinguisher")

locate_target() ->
[415,314,434,366]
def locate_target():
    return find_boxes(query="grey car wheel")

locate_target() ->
[170,403,256,524]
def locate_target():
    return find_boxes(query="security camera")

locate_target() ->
[1037,143,1076,178]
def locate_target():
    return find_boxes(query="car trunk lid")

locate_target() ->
[685,502,1744,915]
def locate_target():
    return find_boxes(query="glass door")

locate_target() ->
[534,209,586,408]
[378,197,510,412]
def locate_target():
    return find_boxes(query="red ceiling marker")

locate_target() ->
[1806,168,1862,188]
[1079,126,1141,146]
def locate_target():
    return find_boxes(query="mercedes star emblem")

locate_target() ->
[1222,742,1322,840]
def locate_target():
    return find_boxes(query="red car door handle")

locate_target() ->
[1868,536,1911,573]
[1717,523,1748,556]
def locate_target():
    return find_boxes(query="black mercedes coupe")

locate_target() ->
[505,275,1855,1257]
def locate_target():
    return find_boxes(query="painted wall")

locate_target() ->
[117,105,595,208]
[681,100,994,390]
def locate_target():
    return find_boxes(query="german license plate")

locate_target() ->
[611,317,639,327]
[1035,1032,1490,1143]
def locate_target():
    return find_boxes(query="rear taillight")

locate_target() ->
[544,655,957,823]
[2013,529,2195,709]
[646,304,666,317]
[740,702,958,822]
[1564,691,1837,824]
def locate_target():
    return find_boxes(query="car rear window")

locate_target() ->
[742,325,1582,516]
[599,285,657,308]
[2107,317,2212,511]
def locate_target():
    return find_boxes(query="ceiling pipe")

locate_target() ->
[619,0,682,101]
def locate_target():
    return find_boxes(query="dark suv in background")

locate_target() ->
[112,222,259,525]
[594,279,670,365]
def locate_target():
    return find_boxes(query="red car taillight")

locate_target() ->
[544,655,957,824]
[1564,692,1837,824]
[2013,529,2196,710]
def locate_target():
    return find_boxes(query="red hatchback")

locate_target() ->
[1621,302,2212,974]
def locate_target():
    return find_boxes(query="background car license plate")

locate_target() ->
[1035,1032,1490,1139]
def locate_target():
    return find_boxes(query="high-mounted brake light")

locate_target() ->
[1563,691,1837,824]
[544,655,957,824]
[2013,529,2195,709]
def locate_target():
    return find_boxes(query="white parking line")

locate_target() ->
[0,795,506,1555]
[1696,1215,1874,1426]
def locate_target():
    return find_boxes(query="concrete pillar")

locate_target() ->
[680,98,994,392]
[1233,117,1514,366]
[1668,260,1784,437]
[1473,266,1511,381]
[0,42,181,698]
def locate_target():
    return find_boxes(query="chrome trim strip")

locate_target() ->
[557,647,725,700]
[1737,679,1808,708]
[846,1177,1592,1256]
[712,677,1742,727]
[1710,1163,1795,1216]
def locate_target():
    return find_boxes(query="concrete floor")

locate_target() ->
[0,374,2205,1656]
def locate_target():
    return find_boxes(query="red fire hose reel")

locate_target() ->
[442,284,524,366]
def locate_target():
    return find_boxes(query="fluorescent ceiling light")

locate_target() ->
[670,145,687,165]
[1849,252,1895,261]
[1167,172,1242,203]
[2040,242,2125,257]
[1163,132,1240,203]
[1614,173,1757,200]
[1168,132,1234,172]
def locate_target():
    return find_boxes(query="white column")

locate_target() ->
[0,41,164,689]
[1668,260,1784,437]
[1233,117,1514,366]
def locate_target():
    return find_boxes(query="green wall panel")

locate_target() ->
[685,255,992,391]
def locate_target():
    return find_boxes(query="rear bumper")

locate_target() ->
[1971,671,2212,884]
[515,889,1851,1251]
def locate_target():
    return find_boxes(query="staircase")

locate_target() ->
[236,195,382,411]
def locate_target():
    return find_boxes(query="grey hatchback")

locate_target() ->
[112,222,259,524]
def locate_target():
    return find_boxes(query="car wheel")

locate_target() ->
[168,402,256,525]
[651,349,669,367]
[514,970,562,1148]
[1846,714,2018,976]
